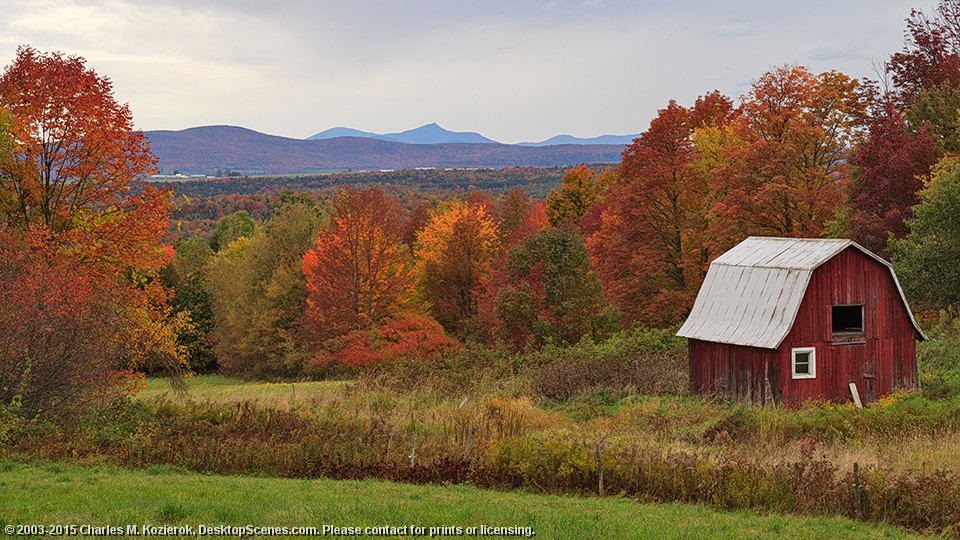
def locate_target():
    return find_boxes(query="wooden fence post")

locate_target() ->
[409,430,417,468]
[464,427,476,459]
[853,462,862,520]
[595,442,604,496]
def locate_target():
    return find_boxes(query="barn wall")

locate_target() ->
[688,339,781,405]
[778,247,918,406]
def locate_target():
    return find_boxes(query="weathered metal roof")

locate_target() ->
[677,237,926,349]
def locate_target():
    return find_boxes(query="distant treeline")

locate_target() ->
[153,167,584,199]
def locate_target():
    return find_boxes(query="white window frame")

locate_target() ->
[791,347,816,380]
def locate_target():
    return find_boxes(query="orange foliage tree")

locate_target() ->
[302,187,412,343]
[0,46,168,272]
[0,231,149,418]
[311,313,461,369]
[709,66,870,248]
[591,92,734,325]
[0,47,182,413]
[414,199,500,339]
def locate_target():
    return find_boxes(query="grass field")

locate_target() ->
[0,461,921,539]
[138,375,349,409]
[137,375,960,478]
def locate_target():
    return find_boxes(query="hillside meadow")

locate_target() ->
[4,327,960,536]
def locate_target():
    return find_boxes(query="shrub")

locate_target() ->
[0,233,151,419]
[523,327,688,401]
[917,311,960,398]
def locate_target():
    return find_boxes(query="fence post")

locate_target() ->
[409,430,417,468]
[595,442,604,496]
[853,462,862,520]
[464,427,476,459]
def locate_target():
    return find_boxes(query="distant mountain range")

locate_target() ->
[518,134,639,146]
[145,125,629,176]
[308,123,497,144]
[307,122,638,147]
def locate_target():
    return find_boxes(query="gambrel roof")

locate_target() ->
[676,237,926,349]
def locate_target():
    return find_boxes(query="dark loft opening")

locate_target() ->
[832,305,864,334]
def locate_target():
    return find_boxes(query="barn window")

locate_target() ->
[791,347,816,379]
[832,305,864,334]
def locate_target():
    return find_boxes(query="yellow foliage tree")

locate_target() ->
[414,199,500,339]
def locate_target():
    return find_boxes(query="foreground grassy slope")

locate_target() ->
[0,462,919,539]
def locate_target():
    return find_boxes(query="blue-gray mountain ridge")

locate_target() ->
[308,123,638,146]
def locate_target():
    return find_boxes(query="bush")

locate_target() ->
[0,233,147,419]
[917,311,960,399]
[523,327,688,401]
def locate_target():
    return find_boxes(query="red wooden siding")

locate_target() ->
[689,247,918,406]
[689,339,782,405]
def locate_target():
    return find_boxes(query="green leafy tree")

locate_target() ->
[161,236,216,373]
[892,157,960,311]
[906,84,960,153]
[494,228,618,351]
[210,210,256,252]
[207,203,326,378]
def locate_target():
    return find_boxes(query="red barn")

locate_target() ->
[677,237,925,406]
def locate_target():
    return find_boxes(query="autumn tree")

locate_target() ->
[207,202,326,378]
[500,187,531,239]
[494,228,617,352]
[0,47,182,414]
[849,100,941,256]
[887,0,960,106]
[0,46,168,271]
[476,200,548,342]
[309,313,461,371]
[710,66,869,244]
[301,187,412,344]
[401,200,434,251]
[414,199,500,340]
[466,190,499,222]
[0,232,151,418]
[591,93,733,325]
[545,165,609,230]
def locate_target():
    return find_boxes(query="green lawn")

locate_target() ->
[0,462,920,539]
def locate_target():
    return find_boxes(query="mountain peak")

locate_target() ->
[387,123,495,144]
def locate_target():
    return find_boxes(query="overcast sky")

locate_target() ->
[0,0,922,143]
